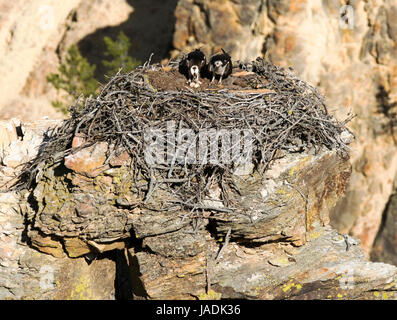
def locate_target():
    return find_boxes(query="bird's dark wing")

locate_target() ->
[225,59,233,77]
[178,57,190,78]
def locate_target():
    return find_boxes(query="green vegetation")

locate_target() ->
[47,44,97,114]
[47,31,140,115]
[102,31,140,77]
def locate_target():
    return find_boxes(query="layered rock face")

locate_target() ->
[172,0,270,60]
[2,1,397,258]
[1,0,397,299]
[0,120,119,299]
[1,112,397,299]
[1,52,397,298]
[171,0,397,258]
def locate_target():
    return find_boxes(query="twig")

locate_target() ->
[215,227,232,262]
[11,56,353,216]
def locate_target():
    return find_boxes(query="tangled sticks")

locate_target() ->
[17,57,354,213]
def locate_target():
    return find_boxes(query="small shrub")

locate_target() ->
[47,32,140,115]
[102,31,141,77]
[47,44,98,114]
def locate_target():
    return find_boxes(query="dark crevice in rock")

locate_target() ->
[370,191,397,265]
[126,250,150,299]
[114,249,134,300]
[53,162,72,179]
[236,236,294,248]
[375,84,397,143]
[20,190,40,246]
[20,215,31,245]
[26,189,39,213]
[128,229,144,253]
[206,217,220,239]
[15,124,24,140]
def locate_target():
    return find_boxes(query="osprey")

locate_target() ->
[179,49,207,88]
[208,49,232,84]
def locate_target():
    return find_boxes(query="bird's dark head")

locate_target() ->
[210,49,231,72]
[213,60,223,69]
[187,49,206,66]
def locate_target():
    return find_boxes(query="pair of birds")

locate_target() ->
[179,48,233,88]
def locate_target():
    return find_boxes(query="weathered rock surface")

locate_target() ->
[207,226,397,300]
[35,147,346,246]
[1,0,397,298]
[172,0,269,60]
[129,215,397,300]
[2,0,397,261]
[0,1,80,109]
[171,0,397,260]
[5,116,395,300]
[125,147,397,300]
[0,119,118,299]
[0,0,179,121]
[1,115,397,300]
[212,151,350,246]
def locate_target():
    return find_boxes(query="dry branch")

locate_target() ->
[14,57,353,214]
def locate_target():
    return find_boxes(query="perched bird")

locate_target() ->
[179,49,207,88]
[208,49,232,84]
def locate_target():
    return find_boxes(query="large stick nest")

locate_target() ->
[16,57,353,212]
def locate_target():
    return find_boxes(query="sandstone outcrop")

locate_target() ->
[2,1,397,259]
[172,0,269,61]
[2,0,397,299]
[2,118,396,299]
[2,62,397,300]
[0,119,120,299]
[171,0,397,259]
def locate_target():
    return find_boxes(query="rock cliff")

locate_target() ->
[1,117,396,300]
[0,0,178,120]
[0,0,133,120]
[0,120,119,299]
[170,0,397,260]
[2,0,396,259]
[1,0,397,299]
[1,63,397,300]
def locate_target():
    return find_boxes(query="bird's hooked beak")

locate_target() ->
[214,60,223,68]
[190,65,199,80]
